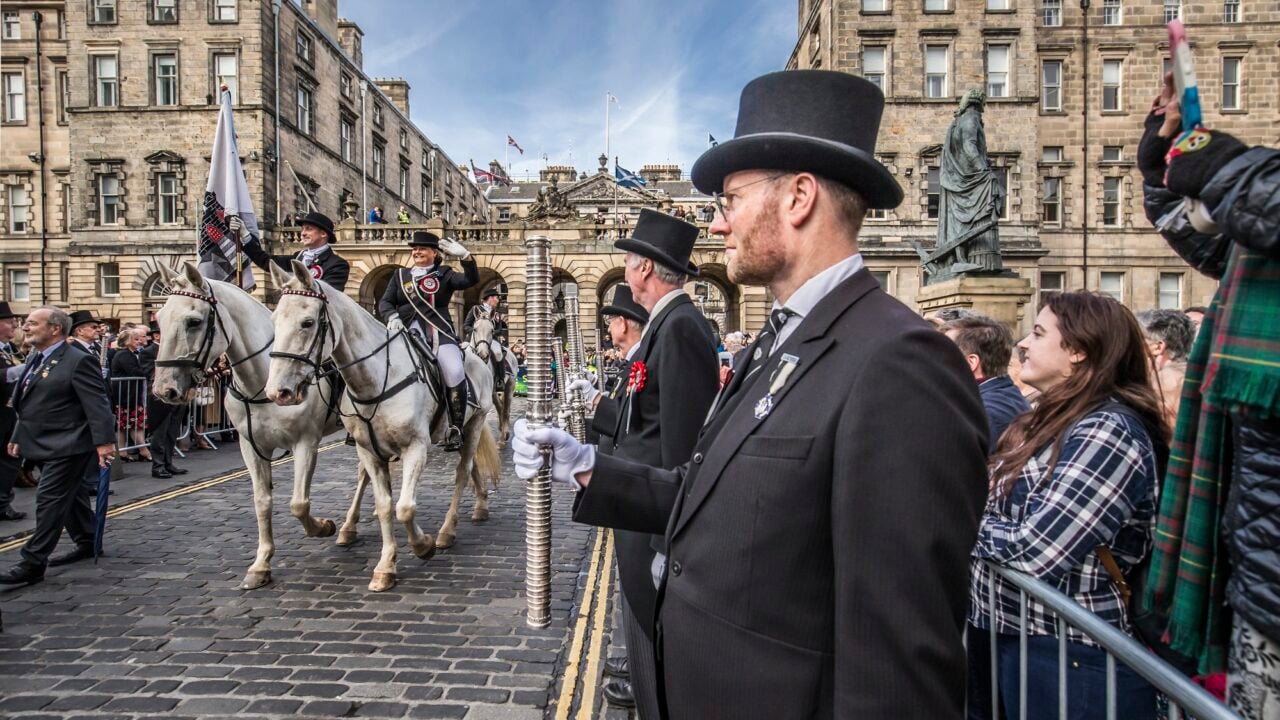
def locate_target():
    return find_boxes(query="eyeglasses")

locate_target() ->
[712,173,790,220]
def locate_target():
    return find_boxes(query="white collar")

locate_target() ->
[771,252,865,321]
[299,244,329,259]
[642,288,686,337]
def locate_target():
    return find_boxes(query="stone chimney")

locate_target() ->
[540,165,578,184]
[337,18,364,69]
[299,0,338,40]
[373,78,410,116]
[640,164,682,183]
[489,160,509,180]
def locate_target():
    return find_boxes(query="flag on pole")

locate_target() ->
[199,87,257,290]
[507,135,524,154]
[615,163,647,189]
[708,133,718,147]
[607,92,620,109]
[471,160,495,185]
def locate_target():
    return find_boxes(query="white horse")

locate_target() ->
[264,261,501,592]
[151,262,371,590]
[466,316,518,446]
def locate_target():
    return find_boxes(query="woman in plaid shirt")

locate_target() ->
[967,292,1168,720]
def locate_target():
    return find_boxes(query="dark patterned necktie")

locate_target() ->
[743,308,796,381]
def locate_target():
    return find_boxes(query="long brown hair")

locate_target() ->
[990,292,1168,496]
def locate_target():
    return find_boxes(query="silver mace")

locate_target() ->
[523,234,553,628]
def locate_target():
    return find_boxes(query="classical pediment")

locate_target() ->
[144,150,186,164]
[562,173,657,204]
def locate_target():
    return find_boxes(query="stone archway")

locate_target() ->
[359,264,402,316]
[690,263,739,333]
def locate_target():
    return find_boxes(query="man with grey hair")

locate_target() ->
[0,307,115,585]
[1137,308,1195,432]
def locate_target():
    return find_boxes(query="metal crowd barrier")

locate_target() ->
[109,376,151,454]
[108,375,235,455]
[185,374,236,449]
[975,561,1238,720]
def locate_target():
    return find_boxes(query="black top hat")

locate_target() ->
[297,211,335,240]
[148,320,161,334]
[69,310,99,330]
[600,284,649,326]
[0,302,16,320]
[482,287,502,300]
[614,209,701,277]
[408,230,440,249]
[691,71,903,210]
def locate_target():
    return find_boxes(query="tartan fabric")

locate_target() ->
[1203,246,1280,417]
[970,409,1158,647]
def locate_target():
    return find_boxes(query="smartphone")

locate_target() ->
[1168,20,1203,132]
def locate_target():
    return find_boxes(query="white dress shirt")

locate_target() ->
[769,252,865,354]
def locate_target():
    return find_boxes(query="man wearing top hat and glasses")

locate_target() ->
[233,211,352,294]
[378,231,479,451]
[68,310,105,362]
[513,71,989,718]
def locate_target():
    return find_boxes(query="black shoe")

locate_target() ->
[602,679,636,709]
[604,655,629,679]
[0,509,26,522]
[152,469,173,479]
[165,466,188,475]
[49,545,94,567]
[0,564,44,586]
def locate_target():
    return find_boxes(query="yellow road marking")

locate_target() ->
[554,526,607,720]
[0,441,344,554]
[576,529,615,720]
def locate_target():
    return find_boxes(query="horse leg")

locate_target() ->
[438,423,479,548]
[500,380,514,445]
[337,462,369,546]
[396,444,436,560]
[240,446,275,590]
[471,461,490,523]
[289,437,335,538]
[362,451,398,592]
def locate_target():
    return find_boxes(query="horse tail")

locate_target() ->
[472,422,502,492]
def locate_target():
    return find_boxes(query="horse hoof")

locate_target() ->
[336,527,358,546]
[313,519,336,538]
[240,570,271,590]
[368,571,396,592]
[471,508,489,523]
[414,537,439,558]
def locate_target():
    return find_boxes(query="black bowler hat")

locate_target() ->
[408,230,440,249]
[297,211,335,240]
[482,287,502,300]
[0,302,16,320]
[600,285,649,326]
[691,70,903,209]
[614,209,701,277]
[70,310,99,331]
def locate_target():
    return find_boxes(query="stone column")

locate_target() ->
[915,275,1034,329]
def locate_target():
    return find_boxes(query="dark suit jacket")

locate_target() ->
[244,241,351,293]
[11,343,115,462]
[110,348,148,409]
[377,260,480,337]
[574,269,989,719]
[580,295,719,640]
[978,375,1030,454]
[136,343,157,378]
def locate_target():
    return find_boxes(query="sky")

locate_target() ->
[342,0,798,183]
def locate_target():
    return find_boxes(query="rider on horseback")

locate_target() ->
[464,287,508,390]
[377,231,479,452]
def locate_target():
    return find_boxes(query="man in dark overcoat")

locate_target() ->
[236,211,351,293]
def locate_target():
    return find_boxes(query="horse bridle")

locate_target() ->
[267,287,334,389]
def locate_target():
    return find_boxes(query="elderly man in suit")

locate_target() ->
[514,71,989,718]
[0,306,115,585]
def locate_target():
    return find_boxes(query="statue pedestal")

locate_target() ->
[917,274,1034,329]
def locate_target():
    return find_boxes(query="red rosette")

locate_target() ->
[627,360,647,393]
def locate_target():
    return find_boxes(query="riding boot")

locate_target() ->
[444,382,467,452]
[492,355,505,388]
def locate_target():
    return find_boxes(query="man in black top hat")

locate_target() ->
[233,212,351,293]
[513,71,988,718]
[68,311,105,363]
[0,302,24,521]
[464,287,509,390]
[378,230,479,451]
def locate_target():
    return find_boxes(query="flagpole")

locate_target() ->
[613,155,619,235]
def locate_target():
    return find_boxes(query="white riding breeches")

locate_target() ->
[438,343,465,387]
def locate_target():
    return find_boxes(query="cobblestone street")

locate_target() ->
[0,406,615,719]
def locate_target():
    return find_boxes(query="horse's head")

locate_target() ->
[470,316,494,361]
[152,262,228,405]
[266,259,339,406]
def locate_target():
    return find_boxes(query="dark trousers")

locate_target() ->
[966,626,1157,720]
[148,400,180,472]
[622,593,661,720]
[19,452,95,569]
[0,411,17,512]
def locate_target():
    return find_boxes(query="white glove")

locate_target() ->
[387,316,405,334]
[568,378,599,406]
[438,237,470,259]
[511,418,595,489]
[227,215,247,239]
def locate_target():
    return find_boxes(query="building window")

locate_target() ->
[93,55,118,107]
[7,186,30,233]
[926,166,941,219]
[98,263,121,296]
[863,0,888,10]
[421,176,431,212]
[1,11,19,39]
[993,166,1009,219]
[372,142,385,184]
[214,53,238,103]
[1102,59,1123,111]
[924,45,948,99]
[91,0,116,24]
[295,85,313,136]
[1221,57,1241,110]
[372,102,383,127]
[986,45,1010,98]
[399,164,410,199]
[1042,0,1062,25]
[157,173,179,224]
[151,0,177,23]
[1102,176,1122,227]
[7,270,29,302]
[56,9,66,37]
[98,174,121,225]
[1041,60,1062,111]
[296,30,313,65]
[153,54,178,106]
[1042,146,1064,162]
[1042,177,1061,225]
[862,46,886,91]
[1223,0,1240,22]
[399,129,408,151]
[1158,272,1183,309]
[987,0,1011,10]
[61,182,70,232]
[340,119,353,162]
[870,270,892,291]
[213,0,237,21]
[1102,146,1123,162]
[340,72,353,100]
[57,70,70,124]
[1102,0,1122,24]
[924,0,947,10]
[1039,271,1065,303]
[1099,271,1124,302]
[1163,0,1181,22]
[2,72,24,123]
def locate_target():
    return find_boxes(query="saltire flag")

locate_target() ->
[471,160,495,185]
[199,87,257,290]
[615,163,647,189]
[507,135,524,154]
[708,133,718,147]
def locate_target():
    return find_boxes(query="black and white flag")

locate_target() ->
[198,88,257,290]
